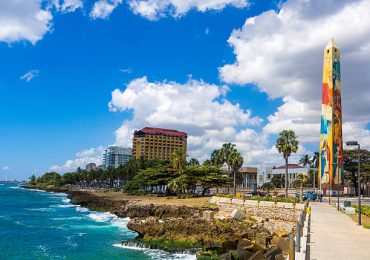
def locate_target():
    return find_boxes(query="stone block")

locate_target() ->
[344,207,356,215]
[274,253,285,260]
[219,197,232,204]
[264,247,282,259]
[237,238,252,250]
[276,202,294,209]
[231,209,244,220]
[244,200,259,207]
[259,201,276,208]
[203,210,215,221]
[249,250,264,260]
[222,239,238,251]
[232,199,244,205]
[277,238,290,251]
[295,203,305,210]
[209,196,220,204]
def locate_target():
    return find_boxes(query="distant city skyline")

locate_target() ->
[1,0,370,179]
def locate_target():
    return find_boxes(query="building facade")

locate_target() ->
[272,164,309,188]
[86,163,97,172]
[103,146,132,169]
[132,127,187,161]
[239,167,258,190]
[319,39,343,187]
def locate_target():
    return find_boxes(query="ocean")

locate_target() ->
[0,183,195,260]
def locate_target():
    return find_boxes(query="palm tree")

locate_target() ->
[187,158,200,166]
[171,148,186,175]
[311,152,319,189]
[296,173,308,203]
[210,149,224,167]
[227,150,243,196]
[299,154,312,168]
[221,143,236,171]
[276,130,299,197]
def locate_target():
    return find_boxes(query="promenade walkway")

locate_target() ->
[310,202,370,260]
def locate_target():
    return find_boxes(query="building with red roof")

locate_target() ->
[132,127,187,161]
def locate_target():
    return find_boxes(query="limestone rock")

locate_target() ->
[203,210,215,221]
[231,209,244,220]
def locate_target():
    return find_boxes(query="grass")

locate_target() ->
[347,214,370,229]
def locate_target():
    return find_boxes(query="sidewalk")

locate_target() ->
[310,202,370,260]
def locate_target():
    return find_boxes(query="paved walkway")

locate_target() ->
[310,202,370,260]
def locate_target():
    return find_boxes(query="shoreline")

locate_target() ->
[22,185,295,259]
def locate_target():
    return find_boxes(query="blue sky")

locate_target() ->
[1,0,370,180]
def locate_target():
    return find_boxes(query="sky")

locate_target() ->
[1,0,370,180]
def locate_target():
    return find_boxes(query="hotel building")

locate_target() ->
[132,127,187,161]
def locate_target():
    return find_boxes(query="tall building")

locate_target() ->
[103,146,132,169]
[132,127,187,161]
[319,39,343,188]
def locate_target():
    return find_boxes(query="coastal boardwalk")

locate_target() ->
[310,202,370,260]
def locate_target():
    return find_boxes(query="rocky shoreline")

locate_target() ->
[23,186,293,259]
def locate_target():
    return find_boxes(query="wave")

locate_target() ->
[51,204,77,208]
[87,212,132,230]
[26,208,55,212]
[62,198,71,203]
[75,206,90,213]
[113,244,196,260]
[51,216,82,221]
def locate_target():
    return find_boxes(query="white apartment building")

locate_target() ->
[103,146,132,169]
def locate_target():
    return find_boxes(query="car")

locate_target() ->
[296,191,317,201]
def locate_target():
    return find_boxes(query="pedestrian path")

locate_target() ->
[310,202,370,260]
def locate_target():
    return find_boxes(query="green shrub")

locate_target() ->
[352,204,370,217]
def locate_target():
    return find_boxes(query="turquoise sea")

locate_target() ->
[0,183,195,260]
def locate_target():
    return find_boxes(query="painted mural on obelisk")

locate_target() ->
[319,39,343,186]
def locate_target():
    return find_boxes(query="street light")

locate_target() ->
[346,141,361,225]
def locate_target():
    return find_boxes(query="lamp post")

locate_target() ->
[346,141,361,225]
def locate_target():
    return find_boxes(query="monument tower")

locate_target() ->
[319,39,343,190]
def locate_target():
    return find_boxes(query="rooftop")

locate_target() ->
[273,164,306,170]
[135,127,187,138]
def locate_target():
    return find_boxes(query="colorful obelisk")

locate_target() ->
[319,39,343,189]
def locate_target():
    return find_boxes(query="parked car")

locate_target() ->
[296,191,317,201]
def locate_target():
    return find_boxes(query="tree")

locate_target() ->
[171,148,186,174]
[203,159,212,166]
[227,150,243,196]
[271,174,285,188]
[299,154,312,168]
[261,182,275,193]
[343,149,370,196]
[276,130,299,197]
[187,158,200,166]
[296,173,308,203]
[29,175,37,185]
[210,149,224,167]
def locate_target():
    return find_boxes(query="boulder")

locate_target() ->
[249,250,264,260]
[232,199,244,205]
[203,210,215,221]
[264,247,282,260]
[237,238,252,250]
[231,209,244,220]
[222,239,238,251]
[274,253,285,260]
[277,238,290,251]
[219,251,235,260]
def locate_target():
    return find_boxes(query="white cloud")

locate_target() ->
[108,76,283,164]
[20,70,40,82]
[128,0,249,20]
[49,146,104,172]
[90,0,123,19]
[120,68,134,74]
[59,0,83,12]
[219,0,370,148]
[0,0,53,44]
[2,166,11,171]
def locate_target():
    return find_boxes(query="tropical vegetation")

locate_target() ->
[276,130,299,197]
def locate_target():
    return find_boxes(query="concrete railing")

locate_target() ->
[289,200,310,260]
[210,196,306,210]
